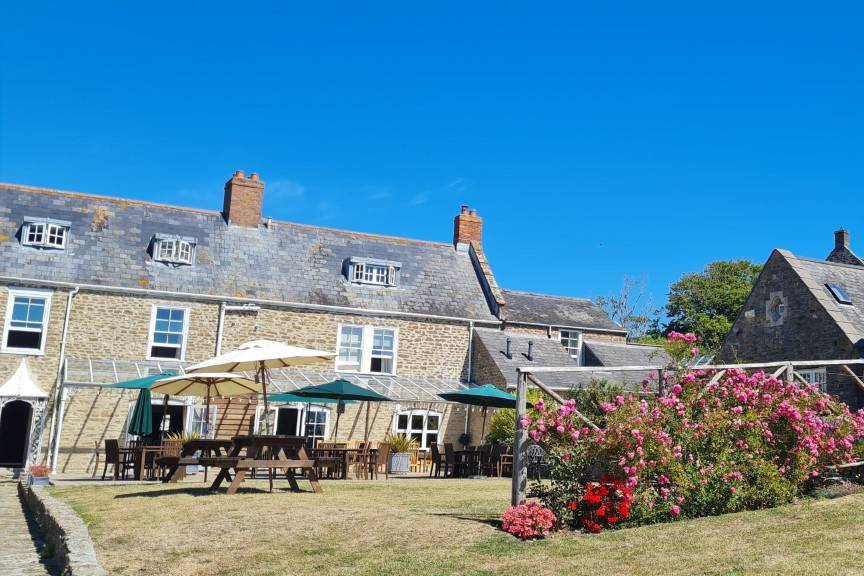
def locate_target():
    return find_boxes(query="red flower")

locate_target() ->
[566,500,578,510]
[607,516,619,524]
[582,518,602,533]
[596,505,607,517]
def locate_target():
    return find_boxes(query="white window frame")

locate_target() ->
[22,220,68,249]
[351,262,397,286]
[257,404,330,441]
[154,238,194,265]
[335,324,398,375]
[2,287,52,355]
[798,367,828,393]
[559,329,583,362]
[146,305,190,361]
[393,409,442,450]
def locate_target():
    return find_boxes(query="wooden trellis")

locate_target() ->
[511,358,864,505]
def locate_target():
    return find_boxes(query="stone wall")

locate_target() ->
[717,253,864,407]
[28,289,474,473]
[502,323,626,343]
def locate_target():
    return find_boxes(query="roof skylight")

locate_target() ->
[826,283,852,305]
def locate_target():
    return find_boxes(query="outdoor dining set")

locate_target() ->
[95,339,525,494]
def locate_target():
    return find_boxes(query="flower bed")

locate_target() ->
[502,333,864,537]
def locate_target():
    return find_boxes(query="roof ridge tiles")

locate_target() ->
[502,289,593,302]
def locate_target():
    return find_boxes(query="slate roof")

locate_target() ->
[502,290,626,333]
[473,329,657,391]
[582,340,670,367]
[781,250,864,345]
[0,184,498,321]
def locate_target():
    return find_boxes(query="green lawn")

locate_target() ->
[50,478,864,576]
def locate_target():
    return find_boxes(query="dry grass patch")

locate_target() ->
[50,479,864,576]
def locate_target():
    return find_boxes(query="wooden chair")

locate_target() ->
[102,439,133,480]
[408,448,420,473]
[156,440,183,480]
[372,443,390,479]
[429,443,442,478]
[482,444,505,477]
[443,443,460,478]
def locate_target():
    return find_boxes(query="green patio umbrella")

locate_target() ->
[127,387,154,437]
[438,384,525,443]
[106,371,177,389]
[107,371,177,435]
[269,392,357,405]
[291,379,391,441]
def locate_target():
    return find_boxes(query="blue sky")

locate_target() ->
[2,2,863,315]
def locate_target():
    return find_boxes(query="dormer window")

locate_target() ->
[348,258,400,287]
[21,218,70,250]
[153,235,195,265]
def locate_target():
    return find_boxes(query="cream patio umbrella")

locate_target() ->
[185,340,336,434]
[150,372,263,437]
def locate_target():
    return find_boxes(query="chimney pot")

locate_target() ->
[836,229,850,250]
[453,205,483,247]
[527,340,534,361]
[505,337,512,360]
[223,170,264,227]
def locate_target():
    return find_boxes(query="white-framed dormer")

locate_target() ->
[347,257,401,287]
[152,234,196,266]
[21,217,71,250]
[146,305,190,361]
[2,287,53,356]
[334,323,399,375]
[559,329,583,364]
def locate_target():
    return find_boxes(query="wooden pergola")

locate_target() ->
[510,358,864,505]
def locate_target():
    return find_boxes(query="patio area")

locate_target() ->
[48,478,864,576]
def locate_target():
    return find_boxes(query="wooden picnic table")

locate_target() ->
[160,439,234,483]
[201,435,323,495]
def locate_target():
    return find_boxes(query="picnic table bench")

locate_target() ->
[201,435,323,495]
[158,439,233,483]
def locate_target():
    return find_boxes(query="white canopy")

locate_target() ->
[186,340,335,373]
[150,372,263,397]
[0,359,48,399]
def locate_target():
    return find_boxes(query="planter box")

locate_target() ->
[390,452,410,473]
[29,476,50,487]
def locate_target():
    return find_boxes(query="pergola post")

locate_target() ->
[511,370,528,506]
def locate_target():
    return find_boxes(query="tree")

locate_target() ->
[596,276,661,340]
[665,260,762,352]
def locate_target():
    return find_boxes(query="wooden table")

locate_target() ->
[202,435,322,495]
[135,446,165,481]
[161,439,233,483]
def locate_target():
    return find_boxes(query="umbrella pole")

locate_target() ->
[333,411,340,439]
[364,401,370,442]
[481,406,488,444]
[205,387,211,439]
[161,395,169,437]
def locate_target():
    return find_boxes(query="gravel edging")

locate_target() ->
[18,482,107,576]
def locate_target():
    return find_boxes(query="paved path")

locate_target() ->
[0,485,56,576]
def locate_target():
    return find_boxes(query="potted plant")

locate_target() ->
[386,433,417,473]
[459,432,472,449]
[28,464,52,487]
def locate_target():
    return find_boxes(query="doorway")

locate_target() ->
[0,400,32,467]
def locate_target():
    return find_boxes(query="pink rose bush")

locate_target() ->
[501,502,557,539]
[519,332,864,531]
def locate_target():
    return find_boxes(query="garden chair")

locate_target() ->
[483,444,505,477]
[429,443,443,477]
[102,439,134,480]
[526,444,547,480]
[443,443,460,478]
[372,443,391,479]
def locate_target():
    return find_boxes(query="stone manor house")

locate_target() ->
[0,171,645,475]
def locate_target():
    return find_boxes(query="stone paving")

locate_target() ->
[0,485,56,576]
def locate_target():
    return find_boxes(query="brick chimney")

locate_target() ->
[223,170,264,227]
[836,229,850,251]
[827,228,864,266]
[453,205,482,247]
